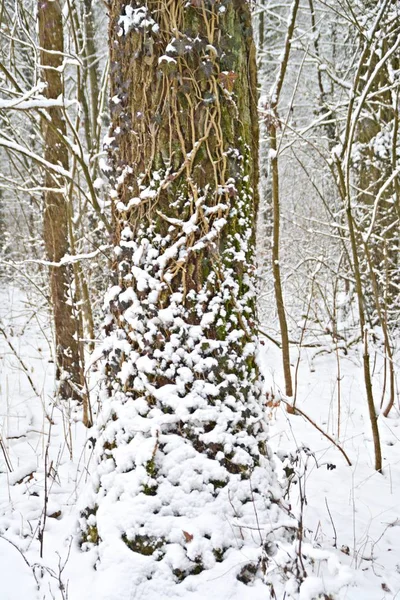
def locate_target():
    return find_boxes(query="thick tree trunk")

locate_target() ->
[81,0,280,591]
[38,0,85,410]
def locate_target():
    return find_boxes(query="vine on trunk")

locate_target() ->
[80,0,290,593]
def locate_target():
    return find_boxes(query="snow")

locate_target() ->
[93,177,105,189]
[1,283,400,600]
[0,97,76,110]
[159,56,177,65]
[0,137,71,179]
[0,538,38,599]
[118,5,159,36]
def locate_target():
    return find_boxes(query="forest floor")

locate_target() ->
[0,285,399,600]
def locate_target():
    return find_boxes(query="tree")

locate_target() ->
[38,1,86,409]
[267,0,300,403]
[331,0,400,467]
[0,0,111,424]
[81,0,282,592]
[38,1,82,398]
[350,0,399,417]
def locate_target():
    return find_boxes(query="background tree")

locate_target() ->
[38,0,84,407]
[266,0,300,404]
[0,0,110,422]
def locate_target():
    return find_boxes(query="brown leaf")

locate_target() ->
[16,472,34,485]
[266,399,280,408]
[48,510,62,519]
[218,71,238,93]
[182,530,193,543]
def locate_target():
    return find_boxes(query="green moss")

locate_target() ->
[145,458,157,477]
[210,479,228,489]
[80,505,99,546]
[86,525,99,544]
[192,563,204,575]
[173,558,204,581]
[173,568,186,582]
[232,419,246,433]
[123,533,164,556]
[221,455,250,477]
[213,547,225,562]
[142,483,157,496]
[216,321,227,339]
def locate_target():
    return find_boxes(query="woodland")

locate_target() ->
[0,0,399,599]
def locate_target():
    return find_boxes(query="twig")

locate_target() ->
[258,328,330,349]
[259,327,282,348]
[325,497,337,548]
[281,398,352,466]
[0,436,13,471]
[39,415,53,558]
[0,323,40,397]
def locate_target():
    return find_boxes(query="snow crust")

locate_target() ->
[1,287,400,599]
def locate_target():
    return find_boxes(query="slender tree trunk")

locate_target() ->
[268,0,299,402]
[353,6,399,416]
[335,160,382,472]
[83,0,101,152]
[270,124,293,398]
[81,0,280,590]
[38,0,85,407]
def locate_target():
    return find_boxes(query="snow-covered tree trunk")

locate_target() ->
[38,1,85,405]
[81,0,282,592]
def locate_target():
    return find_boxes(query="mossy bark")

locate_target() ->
[81,0,279,591]
[105,0,262,416]
[107,0,259,248]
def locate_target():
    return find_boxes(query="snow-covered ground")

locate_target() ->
[0,285,399,599]
[261,342,400,599]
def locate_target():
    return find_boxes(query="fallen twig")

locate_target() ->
[281,398,352,466]
[258,328,331,349]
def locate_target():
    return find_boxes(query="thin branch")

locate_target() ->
[281,398,352,466]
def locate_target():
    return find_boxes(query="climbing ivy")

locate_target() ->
[80,0,284,593]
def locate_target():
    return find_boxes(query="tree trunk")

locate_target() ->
[81,0,279,590]
[83,0,101,152]
[353,5,399,417]
[38,0,85,408]
[269,0,300,402]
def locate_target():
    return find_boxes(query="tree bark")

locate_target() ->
[81,0,279,589]
[269,0,300,402]
[38,0,85,410]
